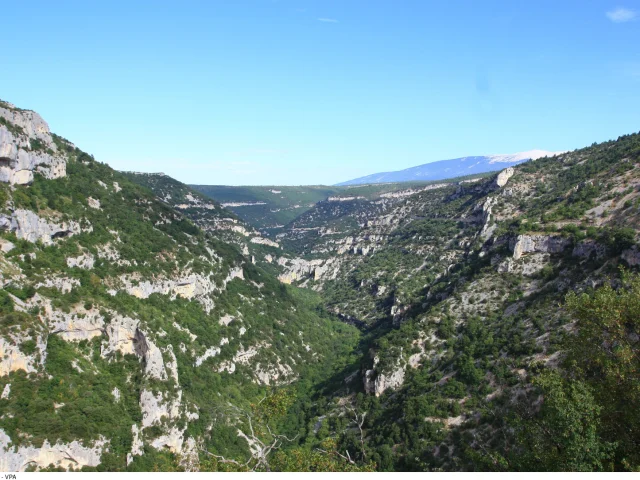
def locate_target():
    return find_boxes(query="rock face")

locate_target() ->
[66,253,95,269]
[277,257,325,284]
[48,306,105,342]
[101,316,167,380]
[0,429,107,471]
[250,236,280,248]
[117,268,242,313]
[493,167,515,188]
[276,257,340,284]
[0,104,67,185]
[363,356,406,397]
[511,234,571,260]
[476,197,497,241]
[0,327,47,377]
[0,209,83,245]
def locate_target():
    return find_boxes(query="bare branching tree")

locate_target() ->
[206,393,298,472]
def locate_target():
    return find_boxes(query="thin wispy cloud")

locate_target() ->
[318,17,338,23]
[606,7,637,22]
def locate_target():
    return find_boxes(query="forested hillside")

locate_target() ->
[0,100,361,471]
[1,98,639,472]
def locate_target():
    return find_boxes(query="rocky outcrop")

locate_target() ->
[0,328,47,377]
[493,167,514,188]
[115,265,244,312]
[476,197,497,241]
[250,236,280,248]
[0,209,84,245]
[140,389,182,428]
[511,234,571,260]
[0,105,67,185]
[101,316,167,380]
[277,257,325,284]
[101,315,140,357]
[66,253,95,269]
[277,257,340,284]
[194,346,220,367]
[0,429,107,471]
[48,306,105,342]
[35,276,80,293]
[363,356,406,397]
[254,362,295,386]
[127,424,144,465]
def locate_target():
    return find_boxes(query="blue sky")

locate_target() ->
[2,1,639,185]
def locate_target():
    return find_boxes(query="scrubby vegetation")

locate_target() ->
[2,100,640,471]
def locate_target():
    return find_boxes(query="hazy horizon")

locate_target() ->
[2,0,639,185]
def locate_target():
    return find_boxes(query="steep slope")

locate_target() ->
[0,101,360,471]
[120,172,293,279]
[303,133,640,471]
[189,185,342,235]
[191,179,489,239]
[273,175,492,289]
[337,150,561,186]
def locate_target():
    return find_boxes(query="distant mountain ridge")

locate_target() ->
[337,149,563,186]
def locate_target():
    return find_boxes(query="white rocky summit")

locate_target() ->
[0,103,68,185]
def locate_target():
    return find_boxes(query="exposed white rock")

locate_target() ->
[0,238,15,253]
[164,345,179,383]
[66,252,95,269]
[112,387,121,402]
[233,344,262,365]
[476,197,497,241]
[151,426,187,453]
[0,106,67,185]
[327,196,365,202]
[118,266,243,313]
[511,234,571,260]
[218,314,235,326]
[254,362,295,386]
[139,335,168,381]
[47,304,105,342]
[101,315,140,356]
[179,437,200,472]
[0,330,46,377]
[250,236,280,248]
[367,368,405,397]
[379,184,448,198]
[87,197,101,209]
[364,356,406,397]
[1,384,10,400]
[127,424,144,465]
[0,209,88,245]
[277,257,326,284]
[218,361,236,373]
[140,389,181,428]
[222,201,267,207]
[35,276,80,293]
[195,346,220,367]
[494,167,514,188]
[0,429,107,472]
